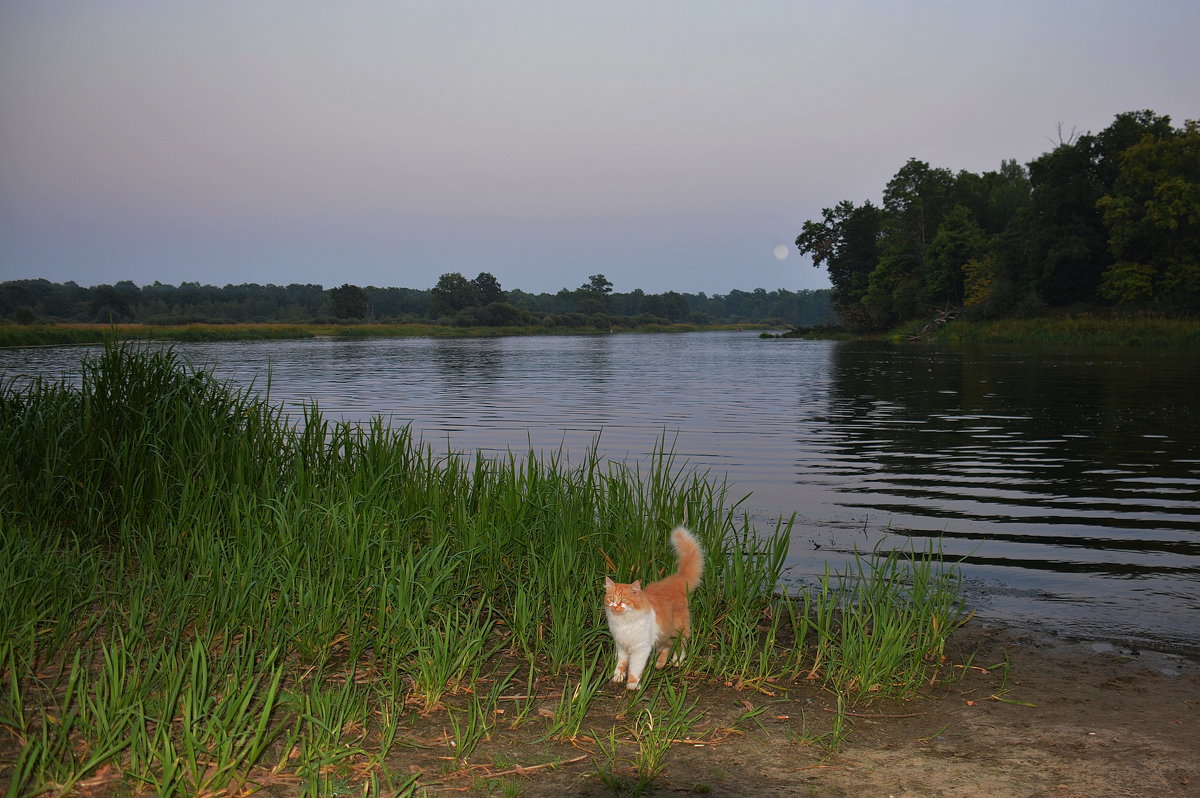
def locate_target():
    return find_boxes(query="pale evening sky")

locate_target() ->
[1,1,1196,296]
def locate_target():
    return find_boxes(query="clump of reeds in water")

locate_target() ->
[0,342,970,796]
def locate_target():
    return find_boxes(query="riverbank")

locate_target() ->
[3,343,1195,797]
[5,314,1197,349]
[9,619,1191,797]
[370,619,1199,798]
[924,314,1200,348]
[768,314,1200,347]
[525,619,1198,798]
[0,321,757,347]
[0,344,966,797]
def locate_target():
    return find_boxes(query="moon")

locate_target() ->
[772,244,789,261]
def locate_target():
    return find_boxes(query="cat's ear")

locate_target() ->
[630,580,641,593]
[604,577,614,590]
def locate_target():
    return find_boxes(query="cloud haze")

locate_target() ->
[2,1,1197,295]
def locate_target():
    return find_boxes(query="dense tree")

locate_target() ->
[926,205,987,307]
[571,274,614,315]
[881,160,956,262]
[470,272,505,306]
[859,160,958,327]
[0,279,86,322]
[89,283,137,322]
[584,274,613,295]
[794,200,882,327]
[796,109,1197,329]
[1097,120,1200,303]
[329,283,370,319]
[1,278,834,328]
[366,286,430,319]
[1026,110,1175,305]
[429,272,478,319]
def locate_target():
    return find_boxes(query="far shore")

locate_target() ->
[2,314,1198,349]
[0,320,767,347]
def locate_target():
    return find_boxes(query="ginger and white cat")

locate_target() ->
[603,526,704,690]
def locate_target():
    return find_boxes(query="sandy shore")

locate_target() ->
[447,620,1200,797]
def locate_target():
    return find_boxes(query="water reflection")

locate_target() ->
[793,340,1200,650]
[816,342,1199,539]
[430,338,506,380]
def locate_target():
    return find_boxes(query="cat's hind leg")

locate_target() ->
[656,637,686,667]
[670,618,692,665]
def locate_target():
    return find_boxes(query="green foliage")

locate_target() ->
[430,272,479,318]
[1098,120,1200,303]
[570,273,615,315]
[471,271,506,305]
[939,314,1200,347]
[797,109,1199,330]
[1,277,835,328]
[812,544,971,700]
[329,283,370,319]
[795,200,882,323]
[926,205,987,306]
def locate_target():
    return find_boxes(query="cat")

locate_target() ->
[603,526,704,690]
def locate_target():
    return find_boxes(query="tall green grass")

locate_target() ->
[0,320,737,348]
[0,342,969,795]
[932,314,1200,347]
[0,323,320,347]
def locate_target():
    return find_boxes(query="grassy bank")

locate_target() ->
[0,321,751,348]
[900,313,1200,347]
[0,344,970,796]
[769,313,1200,347]
[0,323,319,347]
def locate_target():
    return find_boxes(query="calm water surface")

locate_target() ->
[4,333,1198,653]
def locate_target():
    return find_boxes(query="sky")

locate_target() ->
[1,1,1197,297]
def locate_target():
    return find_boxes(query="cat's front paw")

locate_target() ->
[611,670,626,683]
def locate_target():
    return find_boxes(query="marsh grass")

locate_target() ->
[0,342,972,795]
[930,314,1200,347]
[543,650,605,742]
[0,320,736,348]
[818,543,971,699]
[592,681,702,796]
[629,682,702,782]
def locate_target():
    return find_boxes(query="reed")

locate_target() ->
[592,681,702,796]
[0,320,741,348]
[544,650,605,742]
[0,342,972,794]
[799,542,971,700]
[935,314,1200,347]
[629,682,702,783]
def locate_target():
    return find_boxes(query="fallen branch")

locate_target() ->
[486,754,590,778]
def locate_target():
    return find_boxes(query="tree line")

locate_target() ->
[0,274,835,329]
[795,110,1199,331]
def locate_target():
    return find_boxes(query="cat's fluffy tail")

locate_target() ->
[670,526,704,593]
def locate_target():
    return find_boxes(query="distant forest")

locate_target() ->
[0,273,835,329]
[796,110,1199,330]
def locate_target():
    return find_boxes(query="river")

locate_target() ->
[3,332,1198,654]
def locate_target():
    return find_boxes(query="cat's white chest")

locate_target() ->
[606,606,657,651]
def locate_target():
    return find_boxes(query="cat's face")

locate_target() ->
[604,577,645,615]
